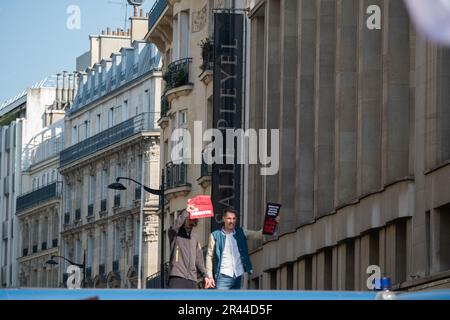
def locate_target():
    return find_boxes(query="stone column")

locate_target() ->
[335,0,358,206]
[314,0,336,217]
[357,0,383,196]
[248,9,266,239]
[381,0,411,184]
[278,0,298,232]
[264,0,281,206]
[295,0,317,225]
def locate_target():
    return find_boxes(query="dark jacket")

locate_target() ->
[168,210,206,283]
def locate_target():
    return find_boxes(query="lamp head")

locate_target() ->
[108,182,127,191]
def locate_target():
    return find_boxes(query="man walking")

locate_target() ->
[205,208,280,289]
[168,209,214,289]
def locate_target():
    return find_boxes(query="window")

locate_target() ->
[114,106,122,125]
[101,169,108,201]
[345,241,355,290]
[87,236,94,268]
[72,126,78,144]
[114,225,121,261]
[324,249,332,290]
[96,114,102,134]
[65,185,72,213]
[108,108,114,128]
[179,11,190,59]
[100,231,107,264]
[88,174,96,205]
[395,219,407,284]
[304,256,312,290]
[123,100,128,121]
[270,270,277,290]
[286,264,294,290]
[134,219,140,256]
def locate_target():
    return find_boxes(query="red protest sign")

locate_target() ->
[263,203,281,235]
[187,195,214,219]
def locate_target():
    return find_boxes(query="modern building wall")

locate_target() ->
[246,0,450,291]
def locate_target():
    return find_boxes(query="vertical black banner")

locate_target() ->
[211,12,244,231]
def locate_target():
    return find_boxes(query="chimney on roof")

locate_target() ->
[117,27,120,35]
[56,73,62,109]
[101,30,105,35]
[73,72,78,104]
[68,73,74,103]
[140,9,144,17]
[134,5,138,17]
[107,27,111,35]
[62,71,68,103]
[112,30,116,35]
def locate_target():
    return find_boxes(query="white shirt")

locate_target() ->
[220,229,244,278]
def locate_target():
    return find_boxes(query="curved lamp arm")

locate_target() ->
[51,255,84,268]
[116,177,163,196]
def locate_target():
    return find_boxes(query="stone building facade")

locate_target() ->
[59,38,162,288]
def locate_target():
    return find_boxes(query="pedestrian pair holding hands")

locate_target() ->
[167,206,280,290]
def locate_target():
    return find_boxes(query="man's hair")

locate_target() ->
[222,207,239,218]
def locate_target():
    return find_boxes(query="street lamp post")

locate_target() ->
[108,174,165,289]
[46,250,86,288]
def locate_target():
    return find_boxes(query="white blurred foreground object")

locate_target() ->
[404,0,450,44]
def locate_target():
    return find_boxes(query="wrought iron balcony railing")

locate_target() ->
[60,112,158,167]
[163,58,192,92]
[146,262,170,288]
[165,162,189,190]
[16,182,62,213]
[148,0,168,32]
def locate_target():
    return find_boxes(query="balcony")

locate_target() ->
[41,241,47,251]
[22,133,63,171]
[114,194,121,208]
[22,248,28,257]
[146,262,169,289]
[60,112,158,167]
[163,58,193,102]
[164,162,191,200]
[32,244,38,254]
[148,0,168,33]
[52,238,58,248]
[99,264,106,275]
[16,182,62,213]
[100,199,107,212]
[75,209,81,221]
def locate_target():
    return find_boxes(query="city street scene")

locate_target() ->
[1,0,450,306]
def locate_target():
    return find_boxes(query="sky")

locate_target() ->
[0,0,156,104]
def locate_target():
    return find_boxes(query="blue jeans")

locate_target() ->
[216,274,242,290]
